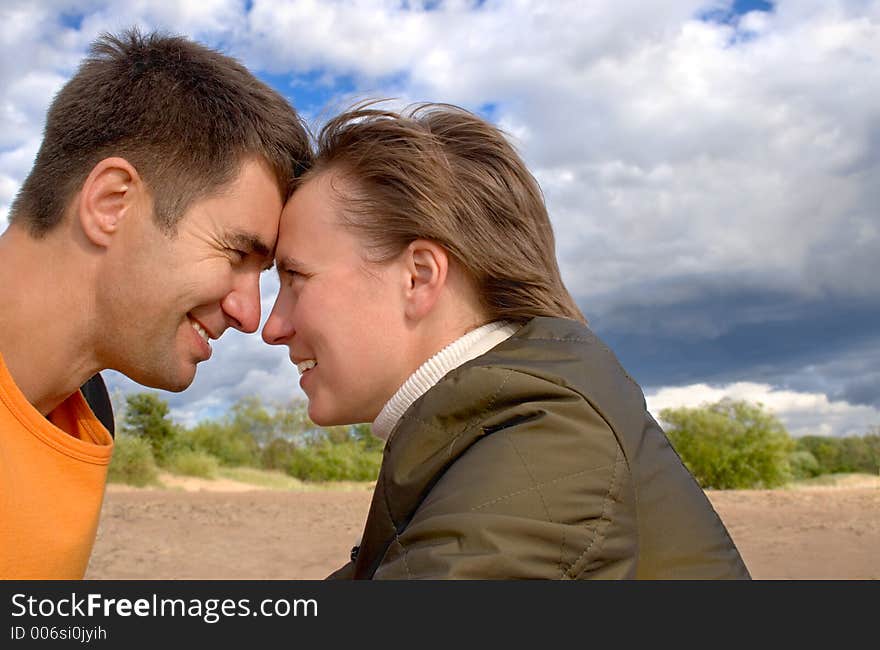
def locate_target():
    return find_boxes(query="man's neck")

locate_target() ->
[0,224,100,415]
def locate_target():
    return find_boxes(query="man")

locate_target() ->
[0,29,311,579]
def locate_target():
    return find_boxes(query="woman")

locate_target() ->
[262,103,750,580]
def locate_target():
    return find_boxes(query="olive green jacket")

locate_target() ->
[329,317,750,580]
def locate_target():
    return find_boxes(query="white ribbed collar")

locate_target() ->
[371,321,519,440]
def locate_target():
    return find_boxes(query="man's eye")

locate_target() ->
[227,248,247,262]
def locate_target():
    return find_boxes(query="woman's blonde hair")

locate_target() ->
[305,101,585,324]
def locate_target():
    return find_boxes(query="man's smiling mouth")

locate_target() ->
[188,316,212,347]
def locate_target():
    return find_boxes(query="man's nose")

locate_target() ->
[221,272,262,334]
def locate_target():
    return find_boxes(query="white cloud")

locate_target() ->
[72,0,246,46]
[646,381,880,438]
[1,72,67,150]
[229,0,880,308]
[244,0,433,77]
[0,174,18,228]
[3,1,879,436]
[6,2,878,304]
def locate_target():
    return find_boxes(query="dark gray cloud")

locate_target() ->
[588,287,880,409]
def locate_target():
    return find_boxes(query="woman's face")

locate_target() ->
[262,172,414,426]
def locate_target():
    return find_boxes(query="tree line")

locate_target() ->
[109,391,880,489]
[109,392,383,486]
[660,398,880,489]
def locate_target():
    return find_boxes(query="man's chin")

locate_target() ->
[159,379,194,393]
[125,364,197,393]
[163,367,198,393]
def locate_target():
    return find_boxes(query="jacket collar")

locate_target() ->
[371,321,519,440]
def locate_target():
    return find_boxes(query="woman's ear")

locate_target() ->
[77,157,140,248]
[403,239,449,321]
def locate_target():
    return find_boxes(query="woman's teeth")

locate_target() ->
[297,360,316,375]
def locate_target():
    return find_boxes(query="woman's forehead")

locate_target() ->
[277,174,367,262]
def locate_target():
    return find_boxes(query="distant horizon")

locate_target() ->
[104,377,879,440]
[2,1,878,437]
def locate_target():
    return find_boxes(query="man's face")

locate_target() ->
[97,157,281,391]
[262,172,411,426]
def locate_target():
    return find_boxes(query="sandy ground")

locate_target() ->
[85,474,880,580]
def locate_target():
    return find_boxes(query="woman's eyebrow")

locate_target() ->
[277,256,309,274]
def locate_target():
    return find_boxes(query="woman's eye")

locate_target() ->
[227,248,247,262]
[284,269,309,287]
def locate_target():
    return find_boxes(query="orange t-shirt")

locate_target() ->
[0,352,113,579]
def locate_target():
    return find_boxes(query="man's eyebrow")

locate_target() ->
[227,232,272,259]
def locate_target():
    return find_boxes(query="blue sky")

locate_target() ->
[1,0,878,437]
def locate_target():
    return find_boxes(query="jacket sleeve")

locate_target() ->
[373,394,640,580]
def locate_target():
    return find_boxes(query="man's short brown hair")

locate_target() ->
[10,28,312,237]
[307,102,585,324]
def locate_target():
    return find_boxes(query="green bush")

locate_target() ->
[351,422,385,452]
[660,398,794,489]
[285,441,382,482]
[107,435,159,487]
[121,392,181,464]
[796,434,880,475]
[182,420,259,467]
[164,449,220,479]
[788,450,820,480]
[261,438,299,471]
